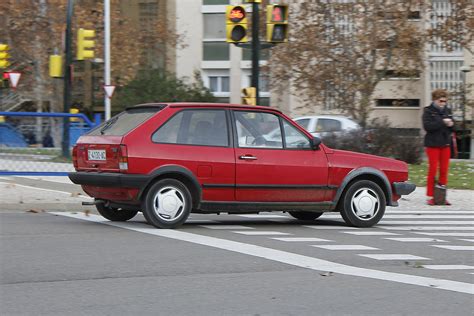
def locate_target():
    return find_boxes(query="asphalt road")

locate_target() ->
[1,176,473,316]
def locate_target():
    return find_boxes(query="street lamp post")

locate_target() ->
[459,65,471,159]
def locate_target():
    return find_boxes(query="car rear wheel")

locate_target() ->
[142,179,192,229]
[96,203,138,221]
[288,211,323,220]
[340,180,386,227]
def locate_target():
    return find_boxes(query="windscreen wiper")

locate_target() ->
[100,116,119,135]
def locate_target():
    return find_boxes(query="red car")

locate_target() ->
[69,103,415,229]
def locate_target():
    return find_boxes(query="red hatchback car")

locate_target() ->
[69,103,415,229]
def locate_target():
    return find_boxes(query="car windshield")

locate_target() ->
[87,107,161,136]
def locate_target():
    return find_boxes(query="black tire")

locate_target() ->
[141,179,192,229]
[340,180,386,227]
[288,211,323,220]
[96,203,138,221]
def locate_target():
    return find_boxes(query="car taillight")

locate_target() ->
[72,146,78,168]
[119,144,128,172]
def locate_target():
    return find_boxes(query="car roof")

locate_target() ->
[294,115,354,121]
[128,102,283,114]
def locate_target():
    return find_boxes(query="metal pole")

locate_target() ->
[251,2,260,105]
[62,0,74,158]
[104,0,111,120]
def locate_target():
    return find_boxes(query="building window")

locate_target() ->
[247,75,269,92]
[203,14,226,39]
[209,76,230,92]
[376,99,420,107]
[203,42,229,60]
[203,0,229,4]
[242,49,269,61]
[376,70,421,79]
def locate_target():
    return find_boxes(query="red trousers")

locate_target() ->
[425,146,451,197]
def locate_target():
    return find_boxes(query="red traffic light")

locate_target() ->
[3,72,9,79]
[229,6,246,23]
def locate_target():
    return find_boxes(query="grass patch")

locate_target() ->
[408,161,474,190]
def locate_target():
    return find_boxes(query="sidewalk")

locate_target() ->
[398,186,474,211]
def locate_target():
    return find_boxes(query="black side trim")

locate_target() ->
[333,167,394,206]
[198,201,335,212]
[203,184,338,190]
[393,182,416,195]
[68,172,148,188]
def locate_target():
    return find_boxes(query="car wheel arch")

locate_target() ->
[333,167,392,208]
[138,165,202,209]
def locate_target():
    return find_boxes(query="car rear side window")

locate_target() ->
[152,109,229,147]
[87,108,159,136]
[315,118,342,132]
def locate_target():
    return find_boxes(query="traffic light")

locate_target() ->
[266,4,289,43]
[49,54,63,77]
[242,87,256,105]
[226,6,248,43]
[0,44,10,68]
[76,28,95,60]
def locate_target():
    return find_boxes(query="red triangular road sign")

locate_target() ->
[8,72,21,89]
[103,85,116,99]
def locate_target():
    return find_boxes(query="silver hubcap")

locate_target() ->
[350,188,380,220]
[153,186,185,222]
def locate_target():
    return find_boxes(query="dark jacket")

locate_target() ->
[422,103,454,147]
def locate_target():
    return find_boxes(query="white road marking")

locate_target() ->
[200,225,254,230]
[0,181,92,200]
[343,231,400,236]
[49,212,474,295]
[422,265,474,270]
[232,231,291,236]
[385,238,447,243]
[17,176,73,184]
[312,245,379,250]
[415,232,474,237]
[386,210,474,214]
[359,254,431,261]
[458,239,474,243]
[432,245,474,251]
[323,215,474,219]
[303,225,358,230]
[382,226,474,231]
[379,221,474,225]
[271,237,332,242]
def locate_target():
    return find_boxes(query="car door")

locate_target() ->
[233,110,329,202]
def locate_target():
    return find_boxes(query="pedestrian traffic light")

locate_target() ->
[242,87,257,105]
[226,6,248,43]
[266,4,289,43]
[0,44,10,68]
[76,28,95,60]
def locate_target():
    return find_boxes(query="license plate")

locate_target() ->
[88,149,106,161]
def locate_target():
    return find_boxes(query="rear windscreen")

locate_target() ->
[87,108,160,136]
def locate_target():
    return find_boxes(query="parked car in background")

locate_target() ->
[69,103,415,229]
[293,115,360,138]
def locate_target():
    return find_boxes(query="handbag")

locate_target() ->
[450,132,458,158]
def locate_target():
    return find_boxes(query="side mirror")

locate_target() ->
[310,136,321,150]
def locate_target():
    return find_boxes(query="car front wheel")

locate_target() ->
[96,203,138,221]
[288,211,323,220]
[340,180,386,227]
[142,179,192,229]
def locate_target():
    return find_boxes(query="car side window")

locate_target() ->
[294,118,311,131]
[315,118,342,132]
[152,109,229,146]
[282,120,311,149]
[234,111,283,149]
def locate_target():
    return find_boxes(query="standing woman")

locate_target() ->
[422,89,455,205]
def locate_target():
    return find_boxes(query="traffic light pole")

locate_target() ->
[251,2,260,105]
[62,0,74,158]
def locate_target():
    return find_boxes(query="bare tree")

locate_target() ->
[269,0,426,127]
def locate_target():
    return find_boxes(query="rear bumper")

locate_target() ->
[68,172,148,188]
[393,182,416,196]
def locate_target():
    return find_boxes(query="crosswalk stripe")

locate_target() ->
[422,265,474,270]
[432,245,474,251]
[415,232,474,237]
[379,221,474,225]
[359,254,431,260]
[381,226,474,231]
[343,231,400,236]
[199,225,254,230]
[312,245,379,250]
[271,237,332,242]
[385,238,447,242]
[232,231,291,236]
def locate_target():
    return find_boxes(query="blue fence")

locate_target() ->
[0,112,101,176]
